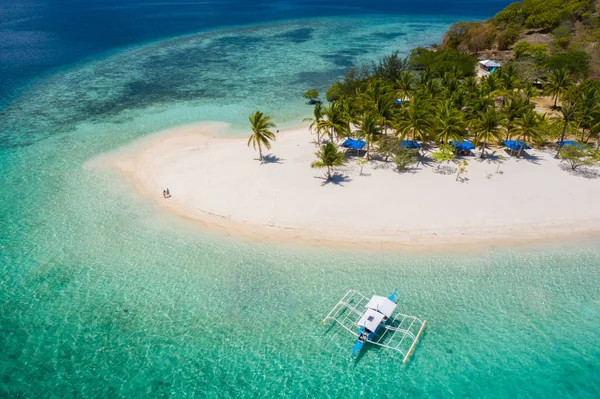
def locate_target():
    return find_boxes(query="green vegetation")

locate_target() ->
[393,148,419,171]
[302,88,320,104]
[431,144,456,167]
[559,145,600,170]
[309,46,599,171]
[302,0,600,181]
[441,0,599,78]
[247,111,276,163]
[311,142,347,180]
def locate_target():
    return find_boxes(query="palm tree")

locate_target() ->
[555,100,576,158]
[395,71,414,101]
[311,141,347,180]
[358,79,394,133]
[472,108,502,158]
[501,96,526,140]
[499,63,520,92]
[513,109,541,157]
[576,86,597,142]
[303,102,324,143]
[356,113,381,159]
[247,111,276,163]
[393,95,433,145]
[317,102,348,143]
[545,69,571,109]
[434,100,466,145]
[522,81,538,103]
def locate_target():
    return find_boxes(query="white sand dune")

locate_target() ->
[96,122,600,249]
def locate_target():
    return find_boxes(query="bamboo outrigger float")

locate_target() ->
[320,289,427,363]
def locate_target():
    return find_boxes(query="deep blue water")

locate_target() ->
[1,0,510,102]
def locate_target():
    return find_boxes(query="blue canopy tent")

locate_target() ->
[503,140,531,151]
[341,139,366,150]
[449,140,475,153]
[556,140,585,149]
[400,140,420,149]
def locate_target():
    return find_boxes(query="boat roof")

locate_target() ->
[365,295,397,318]
[357,308,385,331]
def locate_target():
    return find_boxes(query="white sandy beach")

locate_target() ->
[93,122,600,249]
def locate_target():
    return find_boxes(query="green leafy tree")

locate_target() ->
[310,142,347,180]
[393,148,419,171]
[559,145,599,170]
[247,111,276,163]
[431,144,456,168]
[377,135,400,162]
[302,88,320,104]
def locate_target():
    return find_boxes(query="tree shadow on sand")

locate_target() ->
[261,154,283,164]
[559,164,600,179]
[515,151,543,165]
[315,173,352,186]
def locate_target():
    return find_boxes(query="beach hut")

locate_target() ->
[341,138,366,156]
[449,140,475,155]
[400,140,420,150]
[478,59,501,73]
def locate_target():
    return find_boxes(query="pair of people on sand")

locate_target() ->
[162,188,171,198]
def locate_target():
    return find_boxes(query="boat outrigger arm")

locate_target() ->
[320,290,427,363]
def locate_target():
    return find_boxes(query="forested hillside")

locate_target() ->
[440,0,600,78]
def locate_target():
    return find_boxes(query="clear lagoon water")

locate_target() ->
[1,1,599,397]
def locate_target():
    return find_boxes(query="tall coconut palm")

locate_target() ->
[545,69,571,109]
[522,81,538,103]
[317,102,348,142]
[395,71,414,101]
[303,102,324,143]
[247,111,276,163]
[555,100,576,158]
[356,113,382,159]
[434,100,466,145]
[513,109,541,157]
[499,63,520,92]
[358,79,394,133]
[472,108,502,159]
[310,141,347,180]
[501,96,526,140]
[393,95,434,144]
[576,86,597,142]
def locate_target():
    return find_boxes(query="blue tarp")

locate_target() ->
[400,140,420,149]
[449,140,475,151]
[557,140,585,149]
[394,99,403,105]
[503,140,531,150]
[341,139,366,150]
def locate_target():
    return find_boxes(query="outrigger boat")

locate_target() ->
[321,289,426,363]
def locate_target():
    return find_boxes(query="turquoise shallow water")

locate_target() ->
[1,14,600,398]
